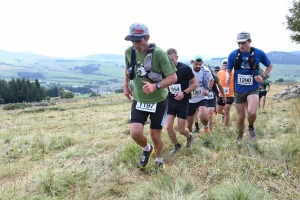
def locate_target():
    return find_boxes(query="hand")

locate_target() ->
[254,75,263,82]
[174,92,184,101]
[203,89,209,96]
[142,81,156,94]
[226,77,231,84]
[222,96,227,103]
[124,85,132,100]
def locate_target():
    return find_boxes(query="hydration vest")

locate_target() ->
[234,47,259,74]
[128,43,163,83]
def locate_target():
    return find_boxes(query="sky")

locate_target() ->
[0,0,299,60]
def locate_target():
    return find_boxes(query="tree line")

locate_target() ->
[0,78,65,104]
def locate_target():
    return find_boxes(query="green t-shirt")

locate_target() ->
[125,45,176,104]
[259,80,270,92]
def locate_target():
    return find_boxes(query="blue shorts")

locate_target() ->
[207,96,216,108]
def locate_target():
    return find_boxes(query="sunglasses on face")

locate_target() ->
[223,63,227,65]
[132,39,142,43]
[238,41,247,45]
[215,70,219,72]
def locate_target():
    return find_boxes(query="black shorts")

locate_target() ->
[259,91,267,98]
[207,96,216,108]
[130,99,167,129]
[188,99,207,116]
[167,102,189,119]
[217,97,235,106]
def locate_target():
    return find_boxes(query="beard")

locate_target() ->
[193,67,200,72]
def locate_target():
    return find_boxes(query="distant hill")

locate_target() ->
[0,49,54,59]
[290,51,300,56]
[266,51,300,65]
[78,53,124,62]
[211,51,300,65]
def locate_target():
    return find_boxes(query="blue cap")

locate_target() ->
[194,55,203,61]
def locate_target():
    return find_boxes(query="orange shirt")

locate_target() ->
[217,70,234,97]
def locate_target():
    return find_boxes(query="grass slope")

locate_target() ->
[0,85,299,199]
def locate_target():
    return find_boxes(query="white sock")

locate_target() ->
[155,157,163,163]
[143,143,151,151]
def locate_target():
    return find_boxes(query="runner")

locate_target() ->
[206,66,226,131]
[259,79,270,112]
[217,59,235,126]
[124,23,177,171]
[187,56,214,134]
[165,48,198,155]
[214,66,221,115]
[227,31,273,141]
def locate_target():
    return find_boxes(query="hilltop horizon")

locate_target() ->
[1,48,300,61]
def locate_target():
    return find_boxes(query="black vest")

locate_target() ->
[234,47,259,73]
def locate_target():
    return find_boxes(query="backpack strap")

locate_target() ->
[130,43,156,75]
[130,46,136,77]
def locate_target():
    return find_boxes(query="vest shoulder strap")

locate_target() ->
[130,43,156,76]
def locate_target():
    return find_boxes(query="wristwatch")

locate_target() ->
[156,83,161,89]
[261,74,266,80]
[183,91,187,96]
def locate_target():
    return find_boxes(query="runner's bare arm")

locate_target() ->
[255,64,273,82]
[124,67,132,100]
[216,82,227,103]
[142,72,177,94]
[226,69,232,84]
[174,77,198,100]
[208,78,214,90]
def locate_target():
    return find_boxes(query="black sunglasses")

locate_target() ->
[238,41,247,45]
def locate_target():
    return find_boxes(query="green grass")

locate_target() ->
[0,85,299,199]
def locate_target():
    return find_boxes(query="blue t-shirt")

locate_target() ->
[168,62,195,108]
[227,48,271,93]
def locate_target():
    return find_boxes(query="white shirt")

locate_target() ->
[189,67,213,103]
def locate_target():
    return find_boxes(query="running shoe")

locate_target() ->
[155,162,165,171]
[237,135,243,145]
[169,143,182,156]
[193,128,200,133]
[152,162,165,175]
[204,127,210,134]
[184,133,194,147]
[140,144,154,168]
[248,128,258,141]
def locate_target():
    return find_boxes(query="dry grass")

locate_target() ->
[0,85,299,199]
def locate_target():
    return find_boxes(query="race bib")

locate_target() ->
[223,87,229,95]
[237,74,253,85]
[169,84,181,94]
[192,88,202,98]
[136,101,157,113]
[208,92,214,100]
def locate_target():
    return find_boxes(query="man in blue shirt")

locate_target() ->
[226,32,273,141]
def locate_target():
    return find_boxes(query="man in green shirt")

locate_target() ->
[259,79,270,112]
[124,23,177,172]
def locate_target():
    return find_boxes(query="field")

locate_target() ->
[0,83,299,199]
